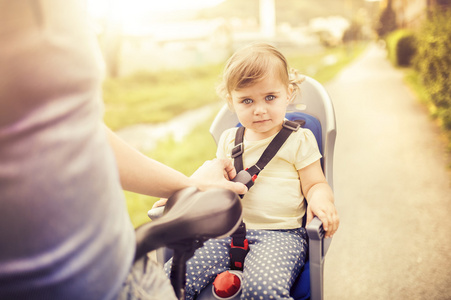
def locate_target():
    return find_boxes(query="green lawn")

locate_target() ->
[103,66,224,130]
[103,42,368,227]
[123,116,218,227]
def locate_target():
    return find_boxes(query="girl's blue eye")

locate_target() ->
[242,99,253,104]
[265,95,275,101]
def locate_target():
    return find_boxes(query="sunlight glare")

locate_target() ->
[88,0,225,19]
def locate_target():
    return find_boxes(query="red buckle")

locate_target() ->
[244,168,258,182]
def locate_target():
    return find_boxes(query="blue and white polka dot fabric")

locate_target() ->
[164,227,308,300]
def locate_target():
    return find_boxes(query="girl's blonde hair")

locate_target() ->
[216,43,304,107]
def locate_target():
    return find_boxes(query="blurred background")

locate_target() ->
[88,0,380,77]
[83,1,451,298]
[85,0,451,231]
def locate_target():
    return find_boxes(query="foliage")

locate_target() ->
[404,70,430,106]
[376,0,397,37]
[396,33,417,66]
[413,10,451,131]
[103,65,223,130]
[386,29,417,67]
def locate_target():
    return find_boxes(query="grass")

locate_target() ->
[103,66,224,130]
[124,116,218,227]
[103,42,369,227]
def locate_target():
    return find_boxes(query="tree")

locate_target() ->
[377,0,397,37]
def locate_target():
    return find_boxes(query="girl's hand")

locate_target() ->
[306,196,339,238]
[299,160,339,238]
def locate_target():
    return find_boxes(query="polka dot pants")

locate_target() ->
[164,227,308,300]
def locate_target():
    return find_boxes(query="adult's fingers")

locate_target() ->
[217,158,237,180]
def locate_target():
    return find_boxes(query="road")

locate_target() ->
[323,44,451,299]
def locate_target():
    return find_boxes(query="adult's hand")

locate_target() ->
[190,159,247,195]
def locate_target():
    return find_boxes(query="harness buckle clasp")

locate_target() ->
[282,120,301,131]
[230,238,249,271]
[231,143,243,158]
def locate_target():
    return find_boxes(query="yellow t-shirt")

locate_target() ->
[216,126,322,230]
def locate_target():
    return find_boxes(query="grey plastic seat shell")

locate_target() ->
[209,75,337,300]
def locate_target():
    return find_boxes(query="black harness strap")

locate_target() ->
[229,120,303,271]
[231,126,245,173]
[229,223,248,270]
[231,120,303,190]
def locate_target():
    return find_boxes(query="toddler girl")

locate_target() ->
[165,42,339,300]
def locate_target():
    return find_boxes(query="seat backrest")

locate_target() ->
[209,75,337,190]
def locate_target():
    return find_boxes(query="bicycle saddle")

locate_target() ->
[135,187,242,261]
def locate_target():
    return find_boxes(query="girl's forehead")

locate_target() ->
[238,73,285,89]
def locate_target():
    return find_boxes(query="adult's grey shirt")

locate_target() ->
[0,1,135,299]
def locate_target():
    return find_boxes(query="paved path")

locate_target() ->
[324,44,451,299]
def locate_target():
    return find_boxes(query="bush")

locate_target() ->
[386,29,417,67]
[414,10,451,130]
[396,34,417,66]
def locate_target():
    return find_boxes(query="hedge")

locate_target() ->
[414,10,451,131]
[386,29,417,67]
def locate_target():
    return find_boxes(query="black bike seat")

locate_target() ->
[135,187,242,261]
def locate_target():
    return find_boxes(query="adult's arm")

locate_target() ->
[105,126,247,198]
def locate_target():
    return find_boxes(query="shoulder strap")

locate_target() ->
[231,126,245,173]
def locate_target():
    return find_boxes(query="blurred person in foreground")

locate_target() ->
[0,1,246,299]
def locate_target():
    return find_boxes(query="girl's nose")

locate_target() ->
[253,103,266,115]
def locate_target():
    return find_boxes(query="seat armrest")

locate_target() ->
[306,216,330,300]
[306,217,325,240]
